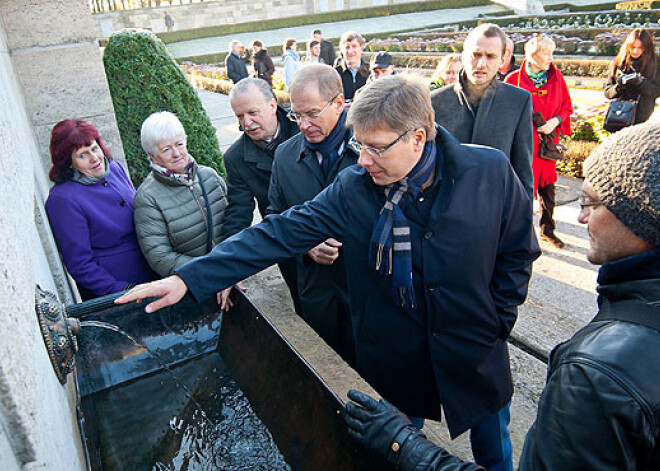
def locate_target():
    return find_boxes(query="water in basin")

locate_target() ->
[83,352,291,471]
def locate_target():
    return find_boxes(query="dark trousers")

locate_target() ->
[411,401,513,471]
[538,183,556,236]
[278,258,302,316]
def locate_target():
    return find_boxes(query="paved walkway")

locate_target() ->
[167,4,508,58]
[168,0,610,59]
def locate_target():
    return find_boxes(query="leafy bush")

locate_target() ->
[556,140,596,178]
[553,58,610,78]
[556,105,610,177]
[103,30,224,186]
[491,10,660,31]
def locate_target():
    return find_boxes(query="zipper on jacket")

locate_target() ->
[188,185,210,237]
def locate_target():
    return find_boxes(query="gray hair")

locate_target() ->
[289,63,343,102]
[464,23,507,57]
[525,34,556,60]
[229,39,241,51]
[229,77,275,103]
[347,74,436,141]
[506,37,514,53]
[140,111,186,156]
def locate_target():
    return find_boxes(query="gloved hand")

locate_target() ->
[345,390,483,470]
[344,390,416,462]
[618,73,643,88]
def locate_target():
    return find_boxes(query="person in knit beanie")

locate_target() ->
[582,121,660,255]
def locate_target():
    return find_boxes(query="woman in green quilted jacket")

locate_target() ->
[134,111,240,308]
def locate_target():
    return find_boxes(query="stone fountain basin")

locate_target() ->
[73,291,390,470]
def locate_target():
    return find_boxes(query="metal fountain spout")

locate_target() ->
[35,285,82,384]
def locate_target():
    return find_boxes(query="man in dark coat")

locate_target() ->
[117,75,539,471]
[431,24,533,198]
[335,31,369,101]
[266,63,358,366]
[313,28,336,66]
[225,40,248,84]
[342,121,660,471]
[496,37,519,81]
[223,78,301,314]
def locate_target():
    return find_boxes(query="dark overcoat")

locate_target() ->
[431,74,534,198]
[221,107,298,241]
[267,130,359,364]
[176,127,540,437]
[225,52,248,83]
[320,39,336,67]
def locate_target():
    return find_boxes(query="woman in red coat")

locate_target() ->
[505,35,572,248]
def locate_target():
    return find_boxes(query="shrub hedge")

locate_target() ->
[103,30,224,186]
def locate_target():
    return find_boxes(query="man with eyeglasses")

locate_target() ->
[116,75,539,470]
[267,63,359,366]
[222,78,302,314]
[431,24,533,198]
[342,122,660,471]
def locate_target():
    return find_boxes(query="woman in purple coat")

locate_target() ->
[45,119,156,300]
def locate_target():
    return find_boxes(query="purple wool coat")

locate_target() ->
[46,160,156,300]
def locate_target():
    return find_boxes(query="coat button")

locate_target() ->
[431,329,440,336]
[427,283,437,292]
[102,181,109,187]
[119,200,126,207]
[424,231,433,240]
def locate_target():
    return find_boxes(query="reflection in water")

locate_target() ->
[80,320,216,427]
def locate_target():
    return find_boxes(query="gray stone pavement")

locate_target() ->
[198,88,598,465]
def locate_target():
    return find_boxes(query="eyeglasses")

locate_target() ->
[348,129,412,159]
[578,193,604,211]
[287,94,339,123]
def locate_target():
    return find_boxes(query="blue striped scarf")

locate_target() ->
[370,140,436,309]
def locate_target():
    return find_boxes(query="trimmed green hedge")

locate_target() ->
[157,0,490,44]
[103,30,224,186]
[546,2,618,11]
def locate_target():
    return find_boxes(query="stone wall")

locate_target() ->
[0,0,125,468]
[94,0,414,36]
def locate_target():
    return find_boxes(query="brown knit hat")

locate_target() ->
[583,121,660,246]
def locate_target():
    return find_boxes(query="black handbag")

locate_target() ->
[532,112,566,161]
[604,100,637,133]
[539,139,567,161]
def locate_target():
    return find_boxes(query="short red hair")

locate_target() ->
[49,119,112,183]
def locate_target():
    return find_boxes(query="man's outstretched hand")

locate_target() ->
[115,275,188,313]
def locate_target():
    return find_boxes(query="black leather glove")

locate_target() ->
[627,73,644,87]
[345,390,484,471]
[618,73,643,88]
[345,389,417,463]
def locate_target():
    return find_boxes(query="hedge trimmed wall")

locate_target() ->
[103,30,224,186]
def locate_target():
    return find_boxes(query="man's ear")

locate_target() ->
[270,98,278,112]
[412,128,427,150]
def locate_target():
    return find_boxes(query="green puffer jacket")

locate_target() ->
[134,163,228,277]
